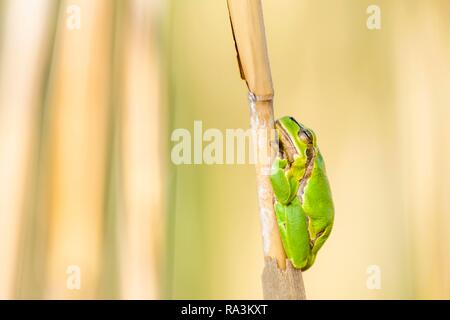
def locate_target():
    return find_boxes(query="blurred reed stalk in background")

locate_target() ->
[393,2,450,299]
[118,0,165,299]
[0,0,165,299]
[44,0,114,299]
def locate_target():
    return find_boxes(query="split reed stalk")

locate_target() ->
[227,0,306,299]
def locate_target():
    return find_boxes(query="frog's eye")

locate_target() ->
[299,129,313,144]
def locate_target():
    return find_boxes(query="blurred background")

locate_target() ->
[0,0,449,299]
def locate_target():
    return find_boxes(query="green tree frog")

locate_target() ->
[270,116,334,271]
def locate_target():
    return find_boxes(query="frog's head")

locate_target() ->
[275,116,316,165]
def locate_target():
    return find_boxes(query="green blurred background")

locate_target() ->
[0,0,449,299]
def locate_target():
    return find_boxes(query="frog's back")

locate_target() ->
[302,150,334,236]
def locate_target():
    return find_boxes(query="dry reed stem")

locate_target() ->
[227,0,306,299]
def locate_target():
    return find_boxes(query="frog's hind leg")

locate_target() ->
[285,198,311,270]
[274,202,291,259]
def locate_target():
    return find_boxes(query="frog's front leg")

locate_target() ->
[270,158,291,205]
[270,158,300,204]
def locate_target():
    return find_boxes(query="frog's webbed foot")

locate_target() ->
[300,253,317,272]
